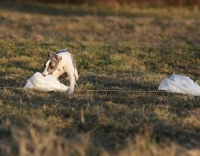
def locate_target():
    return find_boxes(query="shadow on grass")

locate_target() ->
[1,72,200,154]
[1,77,200,154]
[0,0,129,17]
[81,73,158,91]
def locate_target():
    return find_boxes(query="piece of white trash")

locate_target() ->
[158,74,200,96]
[24,72,69,92]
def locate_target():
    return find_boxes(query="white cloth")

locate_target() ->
[158,74,200,96]
[24,72,69,92]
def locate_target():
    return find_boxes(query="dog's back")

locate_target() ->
[56,49,78,81]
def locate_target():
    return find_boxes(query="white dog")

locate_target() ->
[42,49,78,94]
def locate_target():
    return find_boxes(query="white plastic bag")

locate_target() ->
[158,74,200,96]
[24,72,69,92]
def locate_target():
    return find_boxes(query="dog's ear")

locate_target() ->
[48,53,52,58]
[55,55,62,61]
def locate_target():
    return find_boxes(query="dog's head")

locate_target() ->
[42,53,62,76]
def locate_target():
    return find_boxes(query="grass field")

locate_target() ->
[0,1,200,156]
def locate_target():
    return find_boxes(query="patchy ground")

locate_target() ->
[0,1,200,156]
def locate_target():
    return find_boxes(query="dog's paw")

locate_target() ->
[68,89,74,95]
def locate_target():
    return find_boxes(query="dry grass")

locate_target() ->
[11,0,200,7]
[0,1,200,156]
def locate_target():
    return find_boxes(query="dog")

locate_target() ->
[42,49,78,94]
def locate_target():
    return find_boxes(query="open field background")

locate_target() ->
[10,0,200,7]
[0,1,200,156]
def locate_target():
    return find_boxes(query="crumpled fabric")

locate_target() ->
[24,72,69,92]
[158,74,200,96]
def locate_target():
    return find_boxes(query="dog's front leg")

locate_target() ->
[68,73,75,95]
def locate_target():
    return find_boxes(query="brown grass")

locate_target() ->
[0,1,200,156]
[10,0,200,7]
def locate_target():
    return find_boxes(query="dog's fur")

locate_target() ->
[42,49,78,94]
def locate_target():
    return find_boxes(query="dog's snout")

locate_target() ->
[42,72,48,77]
[42,68,49,76]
